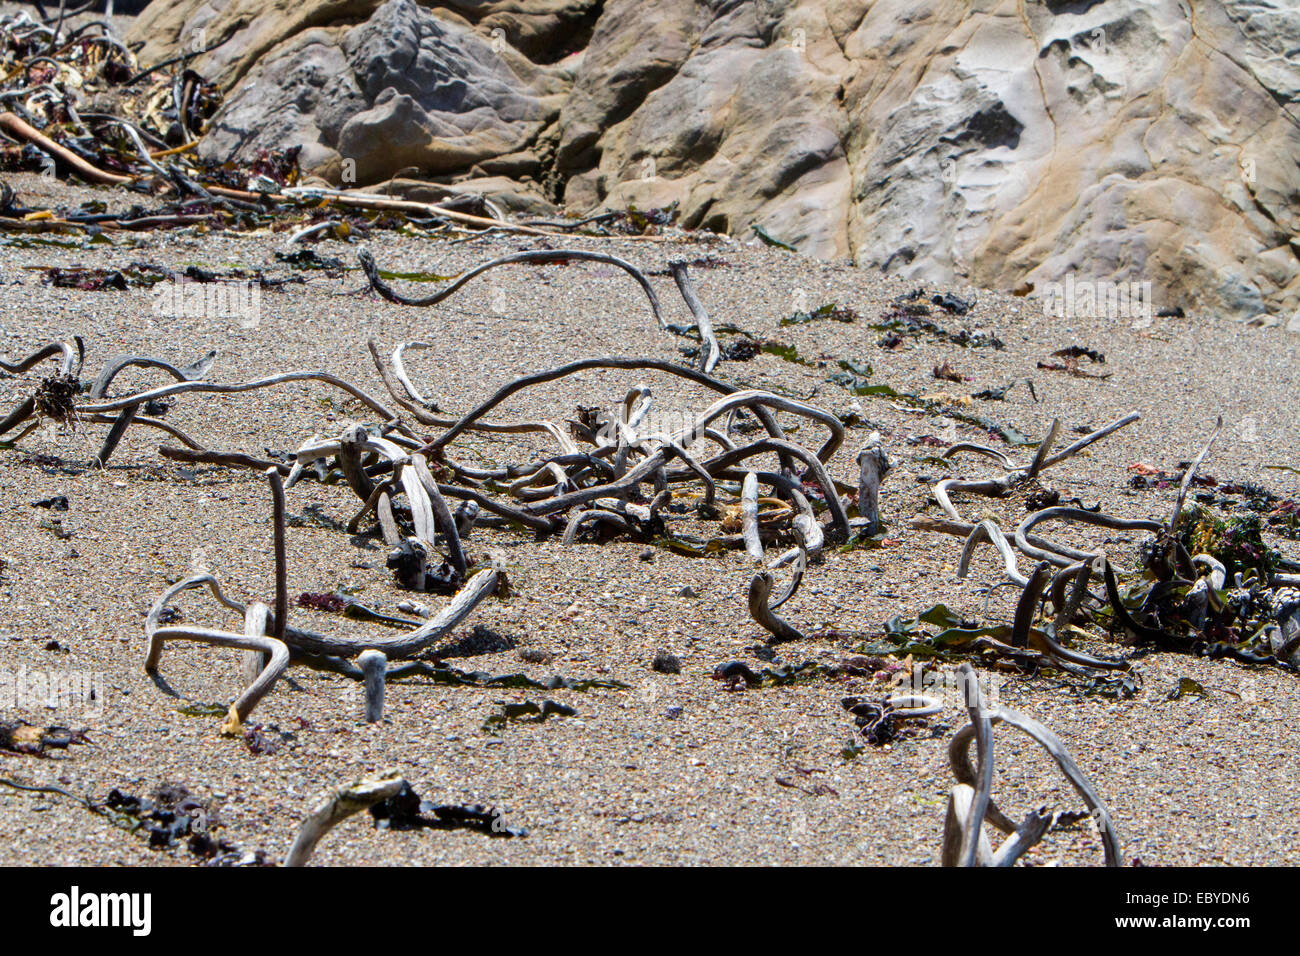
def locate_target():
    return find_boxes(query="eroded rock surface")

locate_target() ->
[131,0,1300,321]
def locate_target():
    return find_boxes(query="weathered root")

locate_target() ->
[141,469,502,729]
[935,413,1139,522]
[1015,507,1163,567]
[563,508,633,545]
[748,570,807,644]
[958,519,1027,586]
[669,258,720,373]
[285,769,407,867]
[943,664,1123,867]
[855,435,891,536]
[418,357,794,459]
[1009,561,1127,669]
[358,247,668,330]
[76,370,399,421]
[0,338,82,377]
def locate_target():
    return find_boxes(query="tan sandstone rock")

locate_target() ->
[130,0,1300,321]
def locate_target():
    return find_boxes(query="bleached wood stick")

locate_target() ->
[669,259,720,373]
[748,571,807,643]
[990,805,1054,867]
[0,339,81,375]
[1015,507,1162,566]
[941,784,993,867]
[146,613,290,734]
[358,649,387,723]
[948,699,1124,866]
[75,370,399,420]
[741,472,763,562]
[411,454,468,578]
[934,476,1014,522]
[358,247,668,329]
[1040,412,1141,470]
[421,357,791,458]
[284,770,407,867]
[957,663,994,868]
[856,436,891,535]
[562,508,632,545]
[958,519,1027,586]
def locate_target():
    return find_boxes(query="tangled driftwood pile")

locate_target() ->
[7,240,1300,866]
[4,11,1299,864]
[7,220,1300,865]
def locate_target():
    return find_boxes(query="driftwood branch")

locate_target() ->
[358,247,668,330]
[945,662,1124,867]
[855,435,890,535]
[669,259,720,373]
[284,770,407,866]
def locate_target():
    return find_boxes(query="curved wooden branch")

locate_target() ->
[562,508,632,545]
[75,370,399,421]
[958,519,1027,586]
[0,338,81,376]
[1039,412,1139,470]
[358,247,667,330]
[412,454,469,578]
[1015,507,1163,566]
[284,770,407,866]
[748,570,807,643]
[90,350,217,399]
[948,693,1124,866]
[669,259,719,373]
[420,357,790,459]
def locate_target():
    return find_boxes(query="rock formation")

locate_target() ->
[129,0,1300,321]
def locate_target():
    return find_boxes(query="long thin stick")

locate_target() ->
[669,259,720,372]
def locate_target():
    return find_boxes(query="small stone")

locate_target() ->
[674,585,699,599]
[639,549,654,562]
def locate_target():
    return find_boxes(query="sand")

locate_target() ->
[1,171,1298,866]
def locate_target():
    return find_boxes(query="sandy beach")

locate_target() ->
[1,170,1298,866]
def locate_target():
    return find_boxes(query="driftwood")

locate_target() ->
[142,469,501,729]
[942,664,1123,866]
[9,225,1300,871]
[936,413,1139,522]
[88,349,217,465]
[358,247,668,329]
[285,770,407,866]
[748,570,807,644]
[669,259,720,373]
[855,434,890,536]
[0,111,134,185]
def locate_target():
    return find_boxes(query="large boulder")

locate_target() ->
[189,0,569,191]
[130,0,1300,321]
